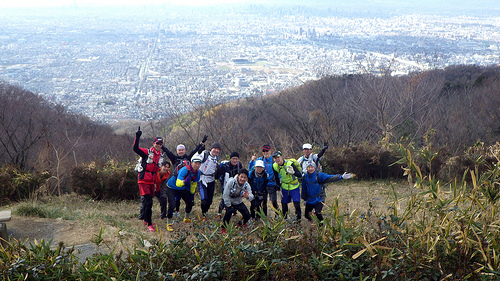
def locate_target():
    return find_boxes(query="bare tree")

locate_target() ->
[0,83,58,169]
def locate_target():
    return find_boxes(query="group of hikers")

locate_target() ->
[133,127,353,233]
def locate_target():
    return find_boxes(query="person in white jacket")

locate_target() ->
[221,169,254,233]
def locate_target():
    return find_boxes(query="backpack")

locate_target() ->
[134,157,145,173]
[298,154,321,172]
[134,148,164,173]
[286,158,302,173]
[173,159,190,178]
[304,172,327,201]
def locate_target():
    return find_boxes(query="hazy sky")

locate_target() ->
[0,0,248,8]
[1,0,497,12]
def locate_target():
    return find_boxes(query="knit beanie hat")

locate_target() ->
[230,151,240,159]
[211,142,222,150]
[307,161,317,168]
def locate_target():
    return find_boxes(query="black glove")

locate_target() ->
[136,126,142,138]
[202,135,208,143]
[322,141,328,150]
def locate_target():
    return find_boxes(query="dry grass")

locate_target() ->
[326,179,414,216]
[8,179,414,252]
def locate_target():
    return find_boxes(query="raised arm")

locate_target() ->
[133,127,147,158]
[317,142,328,159]
[161,145,177,164]
[188,135,208,158]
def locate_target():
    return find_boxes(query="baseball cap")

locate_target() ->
[271,151,282,158]
[302,143,312,150]
[262,144,271,152]
[155,137,164,144]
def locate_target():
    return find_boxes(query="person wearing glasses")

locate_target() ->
[133,127,165,232]
[272,151,302,222]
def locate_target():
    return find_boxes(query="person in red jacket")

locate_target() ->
[138,161,171,222]
[133,127,164,232]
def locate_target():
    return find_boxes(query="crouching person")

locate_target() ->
[302,162,353,223]
[221,169,254,234]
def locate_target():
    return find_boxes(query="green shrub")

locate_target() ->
[0,165,50,204]
[323,144,402,179]
[15,205,48,218]
[0,239,78,280]
[70,160,138,200]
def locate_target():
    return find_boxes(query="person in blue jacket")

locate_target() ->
[301,162,353,223]
[248,160,269,220]
[249,144,279,215]
[165,154,202,232]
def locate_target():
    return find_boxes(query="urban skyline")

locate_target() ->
[0,4,499,123]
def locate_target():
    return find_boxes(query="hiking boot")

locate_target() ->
[217,214,222,220]
[166,224,174,232]
[147,225,156,232]
[144,222,157,226]
[221,228,226,234]
[183,218,192,223]
[201,217,206,222]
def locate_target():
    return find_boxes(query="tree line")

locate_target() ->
[0,82,132,195]
[160,64,500,158]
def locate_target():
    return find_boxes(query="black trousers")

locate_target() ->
[250,191,268,219]
[166,187,194,219]
[304,202,324,222]
[139,188,167,219]
[139,194,153,225]
[223,202,251,226]
[200,181,215,215]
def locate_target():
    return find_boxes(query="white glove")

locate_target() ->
[286,165,295,174]
[342,172,352,180]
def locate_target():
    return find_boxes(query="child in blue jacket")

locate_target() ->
[248,160,269,219]
[301,162,353,222]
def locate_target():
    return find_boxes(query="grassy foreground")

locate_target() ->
[1,173,499,280]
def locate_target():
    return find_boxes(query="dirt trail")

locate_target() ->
[6,215,91,246]
[4,215,109,262]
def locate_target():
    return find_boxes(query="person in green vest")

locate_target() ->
[272,151,302,222]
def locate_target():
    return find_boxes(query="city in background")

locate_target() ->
[0,2,499,123]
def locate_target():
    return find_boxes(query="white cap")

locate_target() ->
[255,160,265,168]
[191,154,203,163]
[302,143,312,150]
